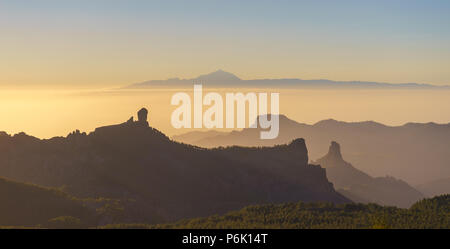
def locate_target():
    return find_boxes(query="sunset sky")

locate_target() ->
[1,0,450,88]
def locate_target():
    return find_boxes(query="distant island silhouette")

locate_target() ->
[126,70,450,89]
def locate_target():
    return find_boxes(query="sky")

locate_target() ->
[1,0,450,88]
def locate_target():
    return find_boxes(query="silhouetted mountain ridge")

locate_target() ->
[0,108,349,223]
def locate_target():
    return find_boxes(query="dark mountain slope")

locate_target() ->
[314,142,425,208]
[0,177,96,227]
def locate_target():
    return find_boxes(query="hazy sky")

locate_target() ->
[1,0,450,87]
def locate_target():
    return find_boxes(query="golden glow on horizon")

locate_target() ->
[0,88,449,139]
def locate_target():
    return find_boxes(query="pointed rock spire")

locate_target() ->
[137,107,149,127]
[327,141,343,160]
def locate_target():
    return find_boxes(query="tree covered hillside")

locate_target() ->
[103,195,449,229]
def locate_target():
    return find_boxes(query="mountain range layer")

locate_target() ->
[173,115,450,185]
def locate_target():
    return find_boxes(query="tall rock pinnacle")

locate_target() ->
[327,141,343,161]
[137,108,149,126]
[288,138,309,166]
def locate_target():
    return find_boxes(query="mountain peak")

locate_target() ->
[194,70,241,82]
[313,119,340,127]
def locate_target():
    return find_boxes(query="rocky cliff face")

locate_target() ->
[315,142,424,208]
[0,108,349,223]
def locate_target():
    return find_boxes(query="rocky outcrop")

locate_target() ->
[95,107,150,134]
[137,108,149,126]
